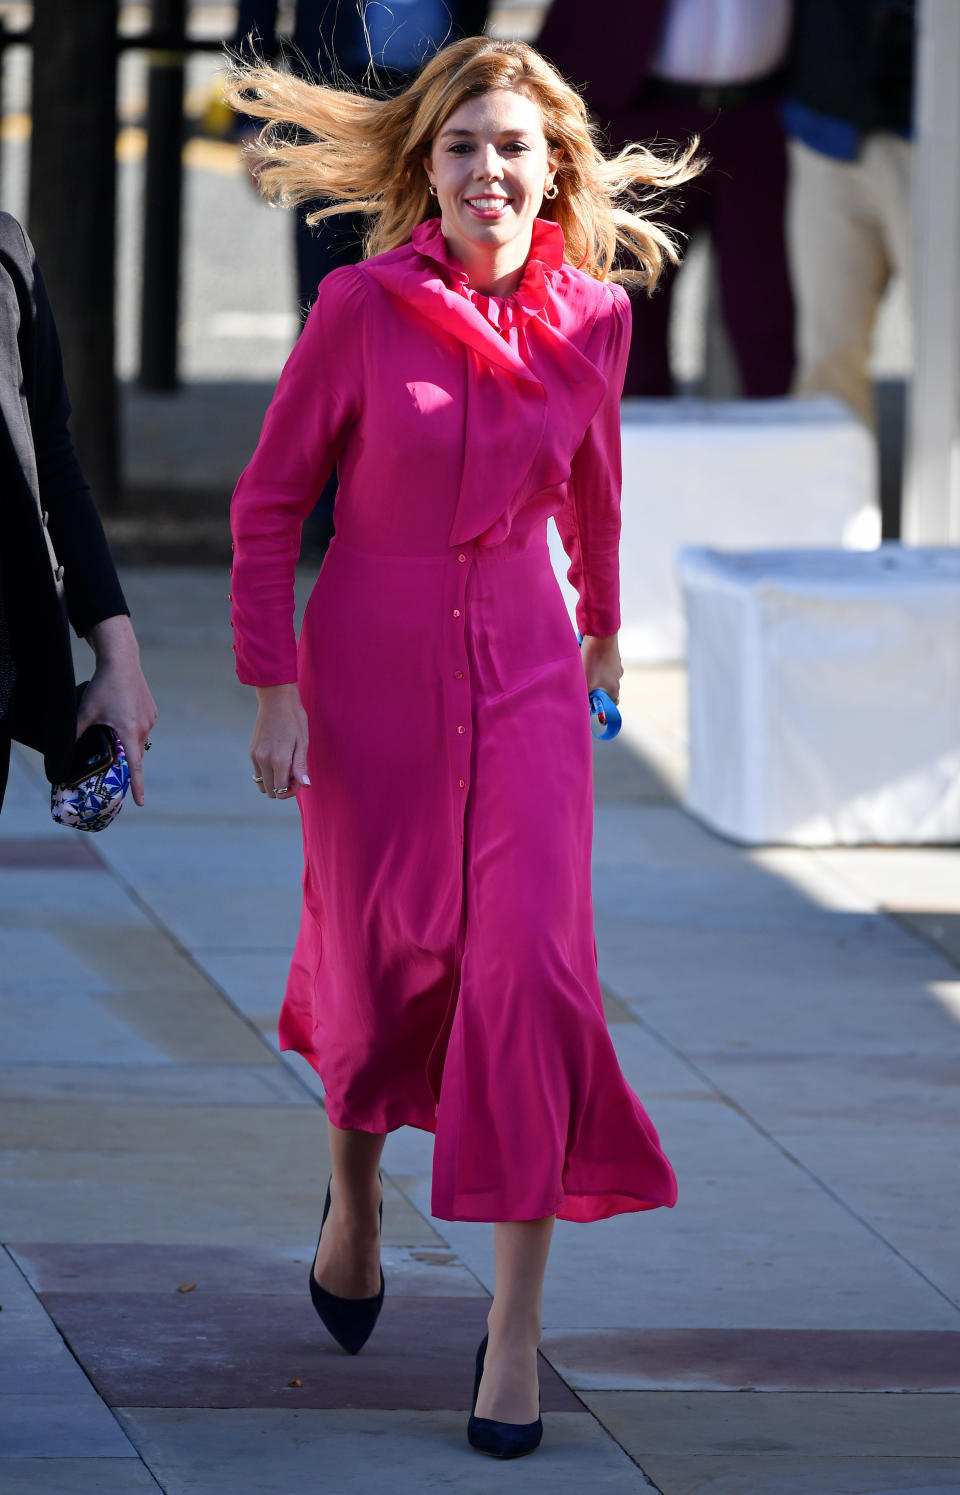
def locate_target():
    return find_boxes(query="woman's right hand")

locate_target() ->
[251,683,310,799]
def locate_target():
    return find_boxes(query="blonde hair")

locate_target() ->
[225,35,702,288]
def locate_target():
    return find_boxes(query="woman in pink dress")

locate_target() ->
[228,36,698,1458]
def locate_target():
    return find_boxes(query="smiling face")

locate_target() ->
[423,89,557,289]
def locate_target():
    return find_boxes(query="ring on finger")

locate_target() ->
[252,774,264,784]
[274,785,289,796]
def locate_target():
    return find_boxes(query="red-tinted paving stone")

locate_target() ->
[41,1292,584,1411]
[0,837,103,869]
[542,1328,960,1392]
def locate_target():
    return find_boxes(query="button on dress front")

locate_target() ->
[230,217,678,1223]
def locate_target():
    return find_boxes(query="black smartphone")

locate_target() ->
[64,722,116,788]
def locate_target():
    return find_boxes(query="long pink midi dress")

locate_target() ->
[230,216,678,1223]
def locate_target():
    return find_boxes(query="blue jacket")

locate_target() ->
[234,0,490,82]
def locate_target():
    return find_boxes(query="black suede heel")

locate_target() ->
[308,1173,384,1355]
[467,1333,543,1459]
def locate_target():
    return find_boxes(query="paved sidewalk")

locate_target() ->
[1,567,959,1494]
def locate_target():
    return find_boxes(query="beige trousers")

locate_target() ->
[787,134,912,426]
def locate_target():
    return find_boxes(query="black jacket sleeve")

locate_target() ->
[20,222,128,637]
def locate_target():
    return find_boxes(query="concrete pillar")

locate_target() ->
[902,0,960,543]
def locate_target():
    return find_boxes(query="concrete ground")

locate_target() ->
[1,567,959,1493]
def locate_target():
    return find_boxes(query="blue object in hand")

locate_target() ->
[576,632,622,740]
[589,689,621,740]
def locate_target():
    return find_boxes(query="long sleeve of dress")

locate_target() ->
[230,264,366,685]
[554,283,631,639]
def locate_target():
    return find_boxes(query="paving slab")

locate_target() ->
[0,1460,161,1493]
[91,981,272,1065]
[0,991,205,1066]
[0,868,151,923]
[409,1093,959,1332]
[0,1331,97,1397]
[91,822,304,950]
[53,925,231,999]
[0,1106,443,1245]
[600,981,642,1023]
[582,1391,960,1459]
[94,821,303,894]
[607,1021,720,1101]
[896,910,960,971]
[850,1221,960,1313]
[0,929,108,992]
[41,1293,578,1411]
[12,1241,485,1299]
[0,1063,311,1106]
[592,860,860,934]
[591,732,674,804]
[100,883,302,954]
[1,922,222,997]
[0,978,272,1066]
[189,951,290,1031]
[0,836,103,869]
[0,750,61,835]
[592,802,738,870]
[116,1408,645,1493]
[596,922,960,1056]
[630,1455,960,1495]
[813,846,960,914]
[0,1249,100,1397]
[681,1050,960,1131]
[0,1101,331,1244]
[379,1123,438,1176]
[276,1048,328,1099]
[0,1391,136,1458]
[765,1127,960,1307]
[541,1328,960,1391]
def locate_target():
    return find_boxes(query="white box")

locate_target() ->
[549,396,878,662]
[679,545,960,846]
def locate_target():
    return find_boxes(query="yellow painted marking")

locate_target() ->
[183,137,241,175]
[2,115,241,174]
[1,112,30,142]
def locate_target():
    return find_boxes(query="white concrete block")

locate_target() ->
[680,544,960,845]
[549,397,878,662]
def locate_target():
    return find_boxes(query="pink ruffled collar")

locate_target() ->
[410,216,565,332]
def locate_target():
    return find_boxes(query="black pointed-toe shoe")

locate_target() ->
[467,1333,543,1459]
[308,1175,384,1355]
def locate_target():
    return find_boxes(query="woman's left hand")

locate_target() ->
[79,615,158,807]
[580,633,623,704]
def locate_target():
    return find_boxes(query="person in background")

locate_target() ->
[783,0,915,427]
[538,0,795,399]
[0,213,156,813]
[233,0,491,317]
[232,1,490,553]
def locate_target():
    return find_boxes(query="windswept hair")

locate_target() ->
[224,35,703,288]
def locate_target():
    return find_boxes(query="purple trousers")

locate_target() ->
[615,95,795,398]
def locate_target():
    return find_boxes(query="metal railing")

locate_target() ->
[0,2,227,390]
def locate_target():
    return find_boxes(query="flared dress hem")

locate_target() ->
[281,1041,677,1225]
